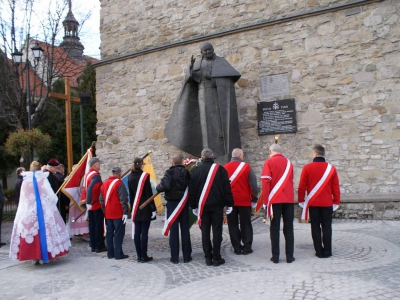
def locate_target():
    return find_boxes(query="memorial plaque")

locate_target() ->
[257,99,297,136]
[260,74,290,98]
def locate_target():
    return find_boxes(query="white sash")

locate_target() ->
[105,179,119,206]
[198,163,218,226]
[301,164,333,220]
[229,162,246,186]
[267,158,291,217]
[162,187,189,236]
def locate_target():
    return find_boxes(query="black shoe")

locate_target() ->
[108,256,114,259]
[205,258,212,266]
[170,258,179,264]
[183,256,192,263]
[91,248,95,252]
[315,253,323,258]
[95,247,107,253]
[116,254,129,260]
[212,258,225,266]
[137,257,142,262]
[287,257,295,263]
[141,256,153,263]
[0,242,6,247]
[242,249,253,255]
[270,257,279,263]
[234,249,242,255]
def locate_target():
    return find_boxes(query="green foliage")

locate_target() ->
[0,121,19,184]
[5,128,52,156]
[4,188,15,199]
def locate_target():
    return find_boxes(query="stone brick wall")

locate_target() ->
[99,0,351,59]
[95,0,400,203]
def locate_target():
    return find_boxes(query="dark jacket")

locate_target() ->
[0,183,4,210]
[14,175,23,203]
[156,165,190,201]
[128,170,156,222]
[189,158,234,210]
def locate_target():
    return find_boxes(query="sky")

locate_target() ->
[1,0,101,59]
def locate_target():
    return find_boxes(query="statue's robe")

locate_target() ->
[165,55,242,163]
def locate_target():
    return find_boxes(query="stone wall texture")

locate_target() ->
[96,0,400,201]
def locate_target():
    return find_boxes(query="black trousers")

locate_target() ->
[309,206,333,257]
[89,209,106,250]
[57,194,69,224]
[134,221,151,259]
[227,206,253,252]
[166,201,192,260]
[270,203,294,259]
[106,218,125,259]
[201,207,223,260]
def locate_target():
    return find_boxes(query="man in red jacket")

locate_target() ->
[298,144,340,258]
[261,144,295,264]
[100,167,129,260]
[85,157,106,253]
[224,148,258,255]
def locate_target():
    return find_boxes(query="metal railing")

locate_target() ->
[2,200,17,222]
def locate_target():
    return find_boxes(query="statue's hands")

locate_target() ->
[190,55,195,68]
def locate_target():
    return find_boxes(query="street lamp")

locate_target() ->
[12,39,44,163]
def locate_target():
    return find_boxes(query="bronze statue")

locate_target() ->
[165,42,242,163]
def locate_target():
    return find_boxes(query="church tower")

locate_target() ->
[60,0,84,61]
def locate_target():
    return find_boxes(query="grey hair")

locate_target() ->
[313,144,325,156]
[231,148,243,158]
[201,148,214,159]
[269,144,282,154]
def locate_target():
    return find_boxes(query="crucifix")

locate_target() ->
[49,77,80,173]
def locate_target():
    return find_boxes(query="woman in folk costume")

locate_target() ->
[128,157,156,263]
[9,161,70,263]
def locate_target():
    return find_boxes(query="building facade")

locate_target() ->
[94,0,400,208]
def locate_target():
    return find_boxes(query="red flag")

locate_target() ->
[61,148,93,212]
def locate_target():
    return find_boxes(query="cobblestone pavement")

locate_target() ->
[1,217,400,300]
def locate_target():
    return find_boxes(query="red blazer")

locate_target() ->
[261,153,294,205]
[101,176,124,219]
[84,168,102,211]
[224,161,254,206]
[298,159,340,207]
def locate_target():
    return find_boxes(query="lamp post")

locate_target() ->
[12,37,44,163]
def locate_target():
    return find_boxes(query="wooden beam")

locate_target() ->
[48,77,77,173]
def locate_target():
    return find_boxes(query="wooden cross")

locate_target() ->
[49,77,80,173]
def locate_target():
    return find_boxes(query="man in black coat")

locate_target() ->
[14,167,25,206]
[157,154,192,264]
[189,148,234,266]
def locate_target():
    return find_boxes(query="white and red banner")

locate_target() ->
[265,158,292,219]
[162,187,189,236]
[197,163,219,229]
[131,172,149,238]
[61,148,93,212]
[301,163,334,221]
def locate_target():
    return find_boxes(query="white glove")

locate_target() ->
[299,202,304,208]
[263,204,266,210]
[226,207,233,215]
[333,204,339,211]
[151,211,157,219]
[122,214,128,224]
[192,208,199,217]
[251,202,257,209]
[86,204,92,211]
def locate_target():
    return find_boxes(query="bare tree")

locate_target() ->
[0,0,93,130]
